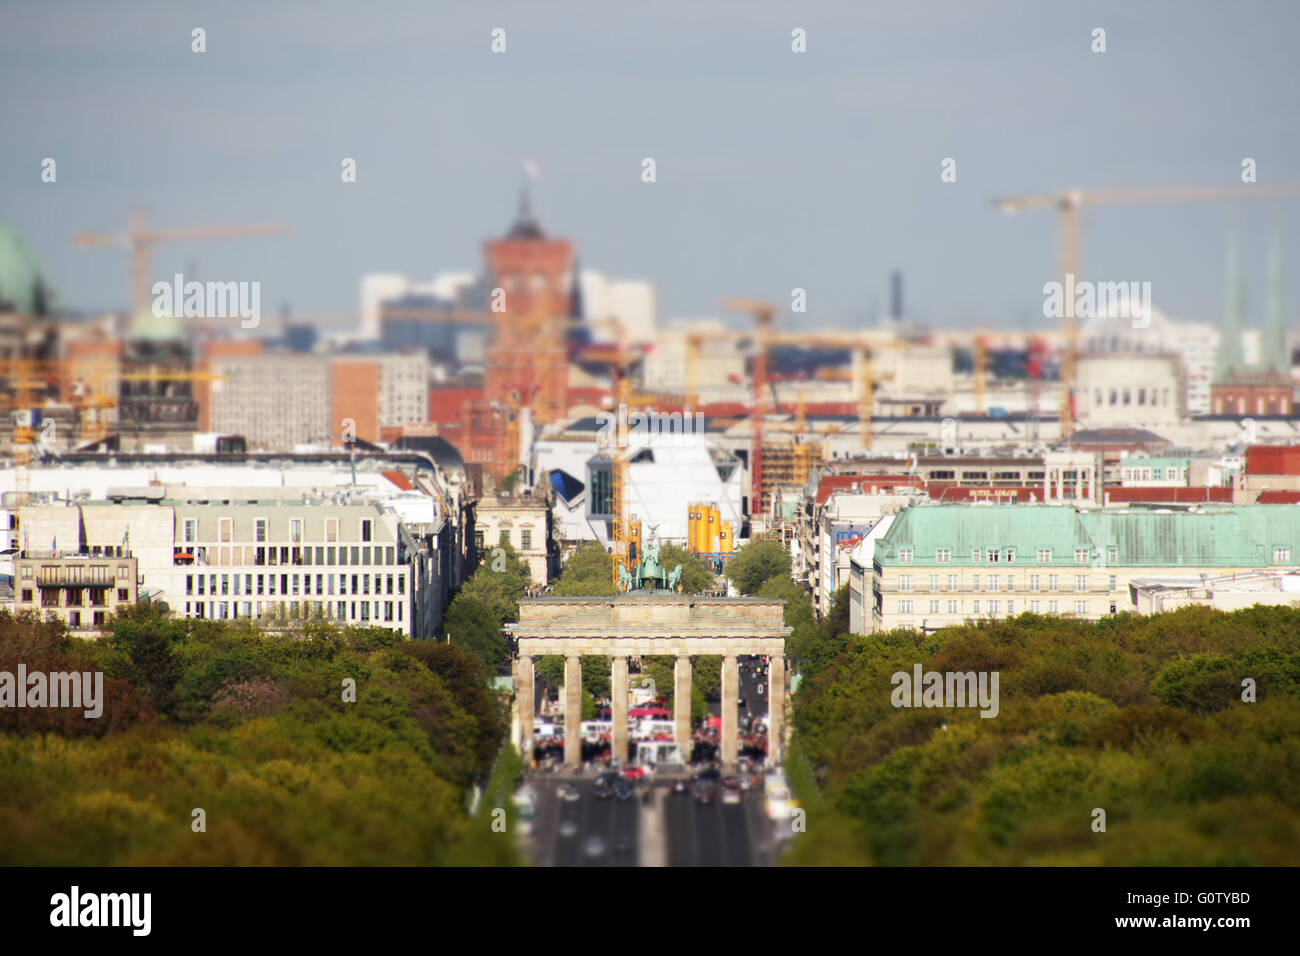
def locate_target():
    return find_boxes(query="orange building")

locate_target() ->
[330,359,381,444]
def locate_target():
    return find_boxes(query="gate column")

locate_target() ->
[674,655,692,763]
[564,655,582,768]
[611,655,629,766]
[517,654,535,761]
[768,652,785,766]
[721,653,739,768]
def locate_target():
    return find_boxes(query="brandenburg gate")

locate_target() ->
[512,593,791,769]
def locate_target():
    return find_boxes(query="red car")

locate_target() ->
[621,765,648,781]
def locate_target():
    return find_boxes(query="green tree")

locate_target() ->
[758,575,820,664]
[457,540,532,626]
[658,544,716,594]
[552,543,615,596]
[727,536,791,594]
[110,605,186,718]
[441,595,506,675]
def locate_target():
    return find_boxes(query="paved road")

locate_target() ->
[531,776,642,867]
[663,784,772,867]
[529,772,776,867]
[526,655,778,867]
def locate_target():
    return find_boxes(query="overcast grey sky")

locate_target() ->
[3,0,1298,332]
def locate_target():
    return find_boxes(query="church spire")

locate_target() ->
[1262,236,1289,375]
[1216,231,1246,382]
[506,180,545,240]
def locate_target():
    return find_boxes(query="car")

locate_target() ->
[620,765,649,781]
[693,779,717,804]
[671,778,690,795]
[614,780,636,801]
[721,777,743,804]
[584,835,607,858]
[694,766,721,782]
[559,819,579,838]
[595,771,621,786]
[558,783,582,802]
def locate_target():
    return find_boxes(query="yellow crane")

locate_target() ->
[992,183,1300,436]
[77,210,291,316]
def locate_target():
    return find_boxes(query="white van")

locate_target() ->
[765,773,793,822]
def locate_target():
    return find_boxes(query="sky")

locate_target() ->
[2,0,1299,334]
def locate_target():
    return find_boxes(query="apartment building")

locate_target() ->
[207,351,429,449]
[169,499,414,633]
[11,554,138,634]
[13,494,442,638]
[856,503,1300,634]
[208,353,332,449]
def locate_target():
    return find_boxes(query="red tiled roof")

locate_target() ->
[381,470,414,491]
[1257,490,1300,504]
[816,474,923,504]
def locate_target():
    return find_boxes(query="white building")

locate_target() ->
[580,272,657,344]
[534,428,744,550]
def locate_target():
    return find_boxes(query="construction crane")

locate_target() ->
[723,298,781,526]
[992,183,1300,436]
[77,210,291,316]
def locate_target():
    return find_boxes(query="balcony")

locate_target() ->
[36,565,111,587]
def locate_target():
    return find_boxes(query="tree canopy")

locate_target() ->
[785,604,1300,866]
[727,536,792,594]
[0,612,516,865]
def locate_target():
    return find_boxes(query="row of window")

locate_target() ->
[899,546,1293,566]
[175,545,399,567]
[896,573,1114,593]
[473,529,535,551]
[924,470,1047,482]
[20,564,132,582]
[185,600,402,624]
[183,517,376,545]
[186,572,404,598]
[1123,466,1187,482]
[18,587,129,607]
[896,599,1095,616]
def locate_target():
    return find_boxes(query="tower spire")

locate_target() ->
[1263,236,1289,375]
[506,180,545,240]
[1216,231,1246,381]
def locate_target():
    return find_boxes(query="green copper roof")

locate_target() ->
[0,219,54,315]
[875,504,1300,570]
[128,306,187,343]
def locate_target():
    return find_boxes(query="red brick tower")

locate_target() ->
[467,189,574,480]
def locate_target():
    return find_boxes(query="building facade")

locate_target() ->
[11,554,138,633]
[859,503,1300,634]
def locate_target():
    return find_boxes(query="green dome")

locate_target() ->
[0,219,54,315]
[128,305,187,343]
